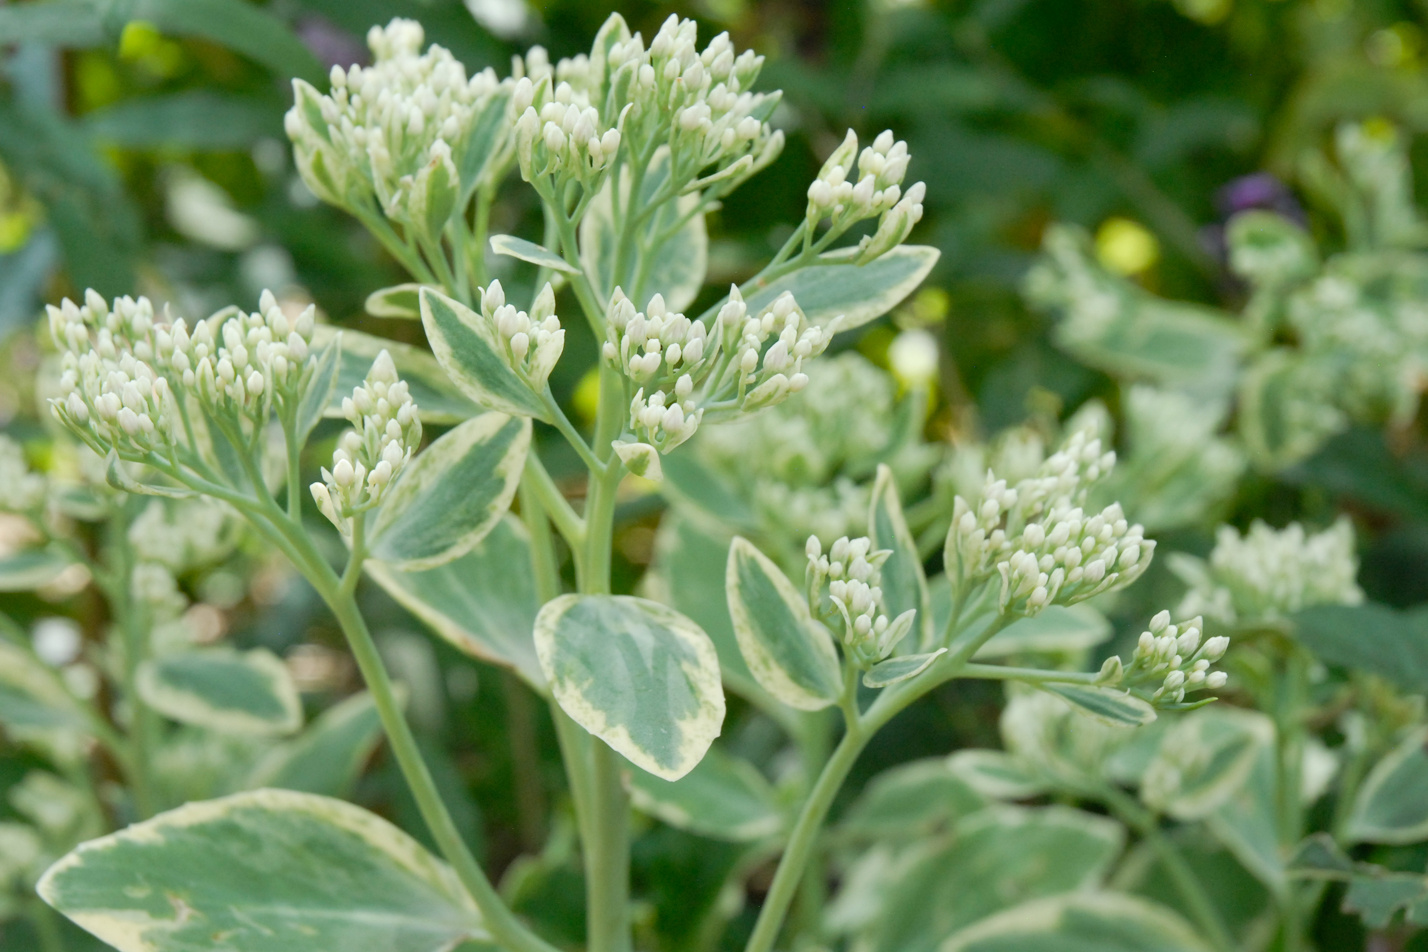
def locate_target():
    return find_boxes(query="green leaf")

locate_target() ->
[294,333,341,446]
[0,1,106,45]
[1344,874,1428,929]
[942,892,1213,952]
[365,284,427,320]
[740,245,939,332]
[838,758,986,842]
[457,89,512,204]
[581,147,708,311]
[38,788,483,951]
[1238,349,1344,470]
[627,744,781,842]
[1293,602,1428,694]
[1226,210,1318,287]
[0,545,76,592]
[419,287,551,421]
[864,650,946,688]
[82,91,282,151]
[369,413,529,570]
[869,464,931,649]
[1142,707,1274,820]
[247,693,384,799]
[535,594,725,781]
[129,0,325,83]
[725,536,842,711]
[489,234,579,274]
[366,516,544,689]
[658,451,758,532]
[863,805,1125,952]
[0,640,87,731]
[313,325,479,425]
[974,604,1112,659]
[945,750,1049,800]
[105,452,197,499]
[1042,684,1156,727]
[136,648,302,736]
[1345,726,1428,845]
[1206,747,1286,897]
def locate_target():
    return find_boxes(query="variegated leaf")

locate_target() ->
[419,287,550,420]
[738,245,939,332]
[313,325,478,424]
[136,648,301,736]
[627,744,782,842]
[942,892,1212,952]
[869,465,931,650]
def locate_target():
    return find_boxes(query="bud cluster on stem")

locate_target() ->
[805,535,917,670]
[1096,610,1230,706]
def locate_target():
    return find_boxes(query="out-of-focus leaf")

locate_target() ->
[0,229,59,342]
[1345,726,1428,845]
[313,324,479,425]
[626,744,781,842]
[1293,602,1428,693]
[942,892,1212,952]
[84,91,283,150]
[247,693,384,799]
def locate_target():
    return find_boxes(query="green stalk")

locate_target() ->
[105,513,159,820]
[1274,648,1310,952]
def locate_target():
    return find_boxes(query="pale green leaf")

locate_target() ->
[365,284,426,320]
[246,693,384,799]
[725,536,841,711]
[1042,684,1156,726]
[864,649,946,688]
[535,594,725,781]
[0,639,87,731]
[0,545,76,592]
[489,234,579,274]
[419,288,551,420]
[129,0,325,83]
[1142,707,1274,820]
[457,90,512,204]
[869,464,931,649]
[739,245,939,332]
[974,604,1112,659]
[136,648,302,736]
[83,92,282,151]
[839,758,986,841]
[38,788,483,952]
[1345,726,1428,845]
[366,516,544,689]
[294,333,341,445]
[945,750,1049,801]
[369,413,530,570]
[313,325,479,425]
[627,744,781,842]
[1237,348,1344,470]
[941,892,1213,952]
[1206,747,1286,897]
[1293,602,1428,694]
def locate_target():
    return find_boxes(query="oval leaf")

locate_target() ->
[942,892,1213,952]
[0,639,87,731]
[0,545,77,592]
[489,234,579,274]
[739,245,939,332]
[869,465,931,649]
[627,743,782,842]
[946,750,1049,801]
[535,594,725,781]
[725,536,842,711]
[1042,684,1156,727]
[419,287,551,420]
[1346,727,1428,845]
[294,332,341,445]
[38,788,483,952]
[313,325,479,424]
[974,604,1112,659]
[365,284,427,320]
[864,649,946,688]
[369,413,530,570]
[366,516,544,689]
[839,758,986,841]
[1142,707,1274,820]
[136,648,301,736]
[247,692,385,799]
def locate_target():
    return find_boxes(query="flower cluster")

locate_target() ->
[804,129,926,263]
[479,280,565,394]
[1096,611,1229,705]
[605,286,837,460]
[311,352,422,535]
[805,535,916,670]
[0,435,46,513]
[285,19,507,232]
[946,427,1155,615]
[1172,518,1362,627]
[128,500,238,575]
[511,77,623,194]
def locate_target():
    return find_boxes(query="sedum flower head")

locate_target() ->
[0,435,47,513]
[478,280,565,393]
[311,351,422,535]
[946,425,1155,615]
[1172,517,1362,627]
[128,499,238,574]
[806,534,916,670]
[285,18,506,228]
[805,129,925,264]
[1095,610,1230,706]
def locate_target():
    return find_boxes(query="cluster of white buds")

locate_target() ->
[712,288,837,413]
[0,435,46,513]
[1173,518,1362,627]
[131,561,188,624]
[311,352,421,535]
[805,130,926,262]
[805,535,917,669]
[947,426,1155,616]
[183,292,316,417]
[285,18,506,233]
[1096,610,1229,706]
[479,280,565,393]
[128,500,238,575]
[512,77,623,192]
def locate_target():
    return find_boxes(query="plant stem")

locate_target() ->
[959,663,1101,685]
[1275,648,1310,952]
[106,512,159,820]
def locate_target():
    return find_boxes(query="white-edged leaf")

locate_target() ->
[294,333,341,444]
[246,692,385,799]
[627,743,781,841]
[864,649,946,688]
[136,648,301,736]
[364,284,427,320]
[369,413,529,570]
[1206,746,1286,897]
[313,324,479,424]
[1042,683,1156,726]
[869,465,931,650]
[1142,707,1274,820]
[941,892,1213,952]
[946,749,1049,800]
[419,287,551,421]
[488,234,579,274]
[725,536,841,711]
[839,758,987,841]
[975,604,1112,659]
[0,639,87,730]
[535,594,725,781]
[0,545,77,591]
[739,245,939,332]
[366,516,544,689]
[1345,726,1428,845]
[38,788,484,952]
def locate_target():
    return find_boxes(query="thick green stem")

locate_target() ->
[959,663,1100,685]
[106,513,159,819]
[1275,649,1310,952]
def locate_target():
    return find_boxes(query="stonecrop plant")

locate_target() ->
[8,9,1428,952]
